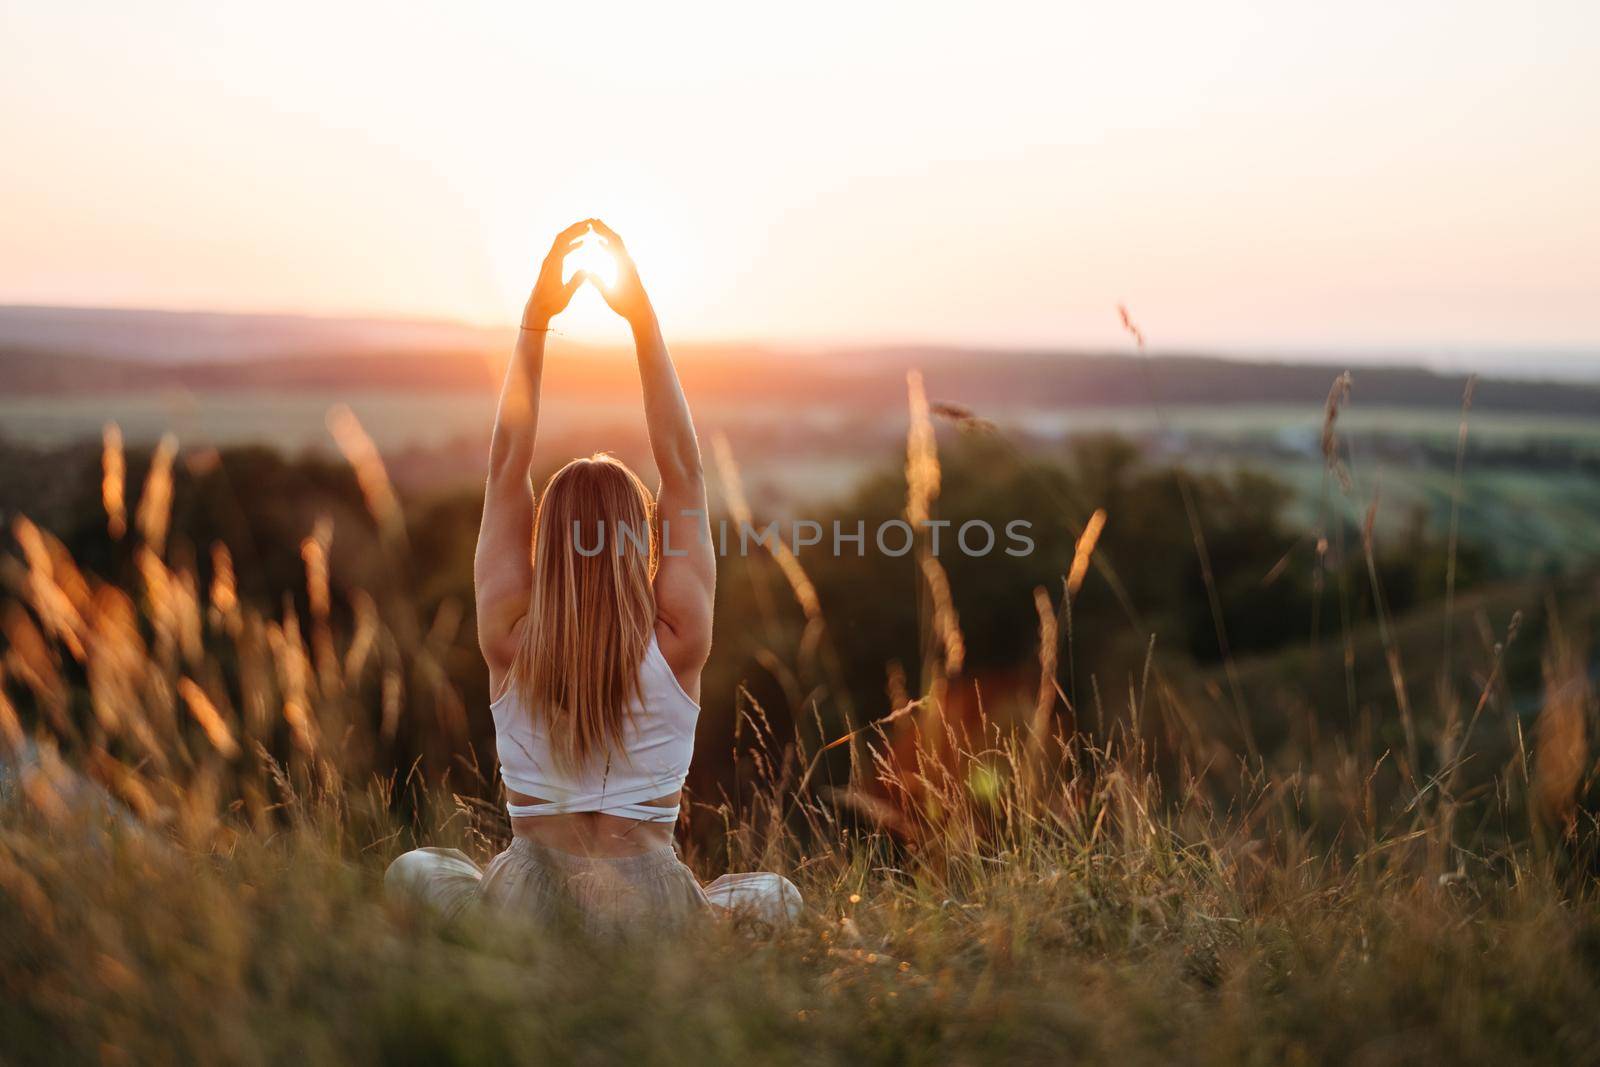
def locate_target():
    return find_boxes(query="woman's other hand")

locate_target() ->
[588,219,656,329]
[523,221,591,330]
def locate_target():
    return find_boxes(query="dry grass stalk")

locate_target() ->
[282,699,319,756]
[301,517,339,690]
[84,585,142,736]
[760,524,822,623]
[135,547,202,668]
[711,432,857,726]
[1067,509,1107,598]
[101,422,126,540]
[1030,586,1059,749]
[1321,372,1354,492]
[343,590,379,686]
[265,604,319,756]
[134,433,179,556]
[178,678,240,760]
[1358,480,1420,786]
[208,542,238,622]
[929,400,995,433]
[0,666,25,755]
[85,748,163,822]
[904,370,940,528]
[918,555,965,677]
[12,517,89,662]
[300,518,333,621]
[326,404,404,540]
[885,660,909,714]
[1117,304,1146,349]
[1114,307,1251,753]
[2,602,66,728]
[709,432,755,530]
[712,438,818,606]
[1533,635,1590,838]
[904,371,964,678]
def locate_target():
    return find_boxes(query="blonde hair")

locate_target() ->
[510,454,658,769]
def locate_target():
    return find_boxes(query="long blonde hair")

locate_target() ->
[510,454,658,769]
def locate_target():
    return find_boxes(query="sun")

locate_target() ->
[563,229,619,289]
[488,197,708,341]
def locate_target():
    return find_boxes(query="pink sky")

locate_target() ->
[1,1,1597,353]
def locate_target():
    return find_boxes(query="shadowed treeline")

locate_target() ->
[0,402,1521,812]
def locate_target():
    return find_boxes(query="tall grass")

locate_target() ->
[2,373,1598,1065]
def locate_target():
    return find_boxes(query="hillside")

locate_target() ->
[3,307,1598,417]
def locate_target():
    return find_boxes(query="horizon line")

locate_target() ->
[2,300,1598,368]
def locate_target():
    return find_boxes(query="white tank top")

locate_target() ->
[490,633,700,824]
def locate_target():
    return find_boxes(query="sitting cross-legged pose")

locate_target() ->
[385,220,800,935]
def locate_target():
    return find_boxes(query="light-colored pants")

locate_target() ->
[385,837,802,936]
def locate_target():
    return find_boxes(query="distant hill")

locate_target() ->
[0,305,506,362]
[2,305,1596,417]
[910,351,1600,417]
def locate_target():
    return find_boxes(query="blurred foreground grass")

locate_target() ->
[5,760,1600,1064]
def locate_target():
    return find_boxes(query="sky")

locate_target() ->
[1,0,1597,356]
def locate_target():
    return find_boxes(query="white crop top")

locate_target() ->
[490,633,700,824]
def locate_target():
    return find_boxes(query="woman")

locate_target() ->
[385,220,800,935]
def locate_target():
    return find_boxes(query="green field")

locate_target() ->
[4,390,1599,450]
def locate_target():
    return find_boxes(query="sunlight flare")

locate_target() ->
[564,230,618,289]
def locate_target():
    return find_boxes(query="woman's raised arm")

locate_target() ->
[590,220,716,680]
[474,222,589,682]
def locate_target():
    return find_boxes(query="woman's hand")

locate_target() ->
[522,221,592,330]
[589,219,656,329]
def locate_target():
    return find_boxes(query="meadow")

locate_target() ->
[2,370,1598,1065]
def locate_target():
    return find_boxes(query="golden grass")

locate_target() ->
[327,402,405,542]
[1066,507,1106,598]
[133,433,177,556]
[0,381,1597,1064]
[101,422,126,541]
[904,370,965,680]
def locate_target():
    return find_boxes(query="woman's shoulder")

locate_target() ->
[646,624,702,710]
[483,616,527,702]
